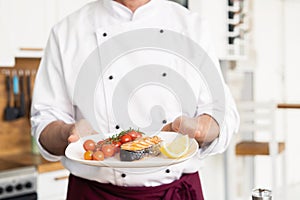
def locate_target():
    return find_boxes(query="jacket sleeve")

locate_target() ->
[191,15,240,157]
[31,28,75,161]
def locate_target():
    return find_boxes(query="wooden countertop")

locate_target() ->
[0,152,65,173]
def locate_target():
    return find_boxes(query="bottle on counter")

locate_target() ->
[252,188,272,200]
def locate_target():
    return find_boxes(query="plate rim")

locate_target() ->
[65,131,199,168]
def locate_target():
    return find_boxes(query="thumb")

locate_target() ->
[68,134,80,143]
[67,124,80,143]
[161,123,173,132]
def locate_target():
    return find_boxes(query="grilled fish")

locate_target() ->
[120,136,162,161]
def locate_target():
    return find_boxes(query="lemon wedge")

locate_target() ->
[160,134,190,159]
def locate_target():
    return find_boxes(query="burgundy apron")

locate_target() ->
[66,172,204,200]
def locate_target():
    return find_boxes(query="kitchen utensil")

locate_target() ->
[13,74,19,106]
[12,74,20,117]
[18,72,26,117]
[26,71,31,118]
[4,74,19,120]
[252,188,272,200]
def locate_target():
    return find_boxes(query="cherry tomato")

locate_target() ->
[120,134,132,144]
[101,144,115,158]
[127,131,142,140]
[112,141,122,148]
[92,151,105,161]
[83,139,96,151]
[84,150,93,160]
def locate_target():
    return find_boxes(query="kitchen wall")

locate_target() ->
[251,0,300,192]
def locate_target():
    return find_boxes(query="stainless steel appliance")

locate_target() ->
[0,166,37,200]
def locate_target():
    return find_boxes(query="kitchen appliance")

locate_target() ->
[0,165,37,200]
[4,73,19,121]
[252,188,272,200]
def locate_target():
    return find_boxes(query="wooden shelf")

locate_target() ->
[277,103,300,109]
[236,141,285,156]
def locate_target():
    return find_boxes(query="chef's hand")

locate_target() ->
[68,119,97,143]
[162,114,220,145]
[39,119,96,156]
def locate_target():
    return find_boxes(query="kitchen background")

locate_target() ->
[0,0,299,199]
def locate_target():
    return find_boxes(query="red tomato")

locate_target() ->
[84,150,93,160]
[92,151,105,161]
[112,141,122,148]
[101,144,115,158]
[83,140,96,151]
[120,134,132,144]
[127,131,143,140]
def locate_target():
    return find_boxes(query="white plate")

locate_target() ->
[65,131,198,168]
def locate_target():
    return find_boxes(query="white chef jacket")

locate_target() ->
[31,0,239,187]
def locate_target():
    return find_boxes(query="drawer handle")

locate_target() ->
[20,47,43,51]
[54,175,69,181]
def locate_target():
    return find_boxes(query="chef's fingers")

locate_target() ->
[172,115,203,139]
[194,114,220,143]
[73,119,97,137]
[67,124,80,143]
[161,123,173,132]
[68,134,80,143]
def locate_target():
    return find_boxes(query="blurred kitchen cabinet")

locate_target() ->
[2,0,48,49]
[0,0,93,57]
[37,169,69,200]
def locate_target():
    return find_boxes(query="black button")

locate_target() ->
[25,182,32,189]
[165,169,170,173]
[0,187,3,194]
[121,173,126,178]
[162,120,167,124]
[115,125,120,129]
[109,75,113,80]
[162,72,167,77]
[15,184,23,191]
[6,185,13,193]
[103,33,107,37]
[160,29,164,33]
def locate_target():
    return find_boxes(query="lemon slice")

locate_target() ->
[160,134,190,159]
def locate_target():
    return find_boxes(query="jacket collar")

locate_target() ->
[102,0,161,22]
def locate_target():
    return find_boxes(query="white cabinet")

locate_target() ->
[0,0,93,60]
[37,169,69,200]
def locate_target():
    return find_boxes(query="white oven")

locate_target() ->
[0,166,37,200]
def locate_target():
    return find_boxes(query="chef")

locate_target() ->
[31,0,239,199]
